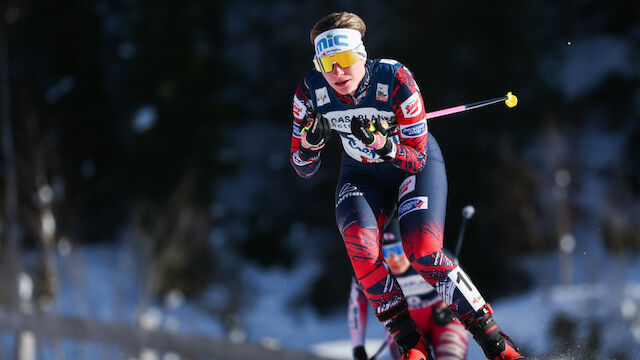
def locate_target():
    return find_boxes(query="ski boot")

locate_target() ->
[385,308,433,360]
[463,304,525,360]
[400,337,431,360]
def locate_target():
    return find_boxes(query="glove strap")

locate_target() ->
[300,117,328,151]
[300,135,326,151]
[368,132,387,150]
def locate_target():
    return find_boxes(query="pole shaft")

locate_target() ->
[454,219,468,260]
[426,96,508,120]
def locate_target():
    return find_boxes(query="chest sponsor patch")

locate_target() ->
[375,83,389,102]
[315,87,330,107]
[292,95,307,120]
[398,175,416,200]
[401,92,422,118]
[319,108,395,162]
[399,119,427,138]
[323,108,395,132]
[398,196,428,220]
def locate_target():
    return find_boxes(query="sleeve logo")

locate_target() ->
[399,119,427,138]
[292,96,307,120]
[398,196,428,220]
[292,122,301,138]
[401,92,422,118]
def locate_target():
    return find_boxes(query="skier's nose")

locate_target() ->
[332,64,345,75]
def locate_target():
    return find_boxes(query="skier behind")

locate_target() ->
[290,11,525,360]
[349,221,469,360]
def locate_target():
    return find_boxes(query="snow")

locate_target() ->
[19,219,631,360]
[238,251,640,359]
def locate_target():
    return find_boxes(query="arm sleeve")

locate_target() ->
[390,66,429,174]
[348,276,369,348]
[290,80,322,178]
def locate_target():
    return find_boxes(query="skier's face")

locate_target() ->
[322,59,366,96]
[385,252,411,275]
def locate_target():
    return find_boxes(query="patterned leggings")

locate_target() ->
[336,135,486,324]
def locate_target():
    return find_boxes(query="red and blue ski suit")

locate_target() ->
[290,59,486,327]
[349,268,469,359]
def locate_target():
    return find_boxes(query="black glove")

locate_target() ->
[431,301,456,326]
[299,114,331,155]
[350,117,395,159]
[352,345,368,360]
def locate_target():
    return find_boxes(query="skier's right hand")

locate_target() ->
[300,114,331,155]
[350,117,395,159]
[352,345,368,360]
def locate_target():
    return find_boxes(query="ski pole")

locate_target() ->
[426,92,518,120]
[454,205,476,260]
[369,339,388,360]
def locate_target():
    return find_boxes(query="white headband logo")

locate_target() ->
[314,28,362,57]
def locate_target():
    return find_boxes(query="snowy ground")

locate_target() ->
[10,242,640,359]
[242,257,640,360]
[247,277,640,359]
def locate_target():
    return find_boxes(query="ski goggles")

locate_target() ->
[381,242,404,259]
[312,48,365,73]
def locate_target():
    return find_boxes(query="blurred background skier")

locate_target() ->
[348,221,469,360]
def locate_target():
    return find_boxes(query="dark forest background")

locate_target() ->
[1,0,639,334]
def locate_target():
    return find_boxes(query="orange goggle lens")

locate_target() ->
[313,50,362,73]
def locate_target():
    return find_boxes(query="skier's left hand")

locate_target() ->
[431,301,456,326]
[350,117,395,159]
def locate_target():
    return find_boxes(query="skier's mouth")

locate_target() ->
[335,79,350,87]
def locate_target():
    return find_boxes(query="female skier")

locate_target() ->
[290,11,524,360]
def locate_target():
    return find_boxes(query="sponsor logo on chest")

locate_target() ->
[315,87,330,106]
[322,108,395,132]
[375,83,389,102]
[316,107,395,162]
